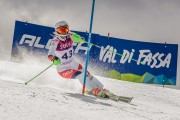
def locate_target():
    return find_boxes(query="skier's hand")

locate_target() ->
[53,56,61,65]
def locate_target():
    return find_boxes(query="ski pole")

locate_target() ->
[24,63,54,85]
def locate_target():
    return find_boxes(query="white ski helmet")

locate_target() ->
[54,20,69,41]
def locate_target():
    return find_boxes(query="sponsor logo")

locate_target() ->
[57,41,72,50]
[62,69,74,77]
[19,34,51,49]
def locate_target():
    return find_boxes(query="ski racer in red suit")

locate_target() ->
[48,20,114,98]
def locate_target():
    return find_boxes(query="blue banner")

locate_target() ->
[12,21,178,85]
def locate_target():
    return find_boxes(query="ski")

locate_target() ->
[85,90,133,103]
[109,95,133,103]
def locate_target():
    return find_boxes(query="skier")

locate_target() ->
[48,20,132,102]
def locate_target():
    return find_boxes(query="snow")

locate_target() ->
[0,60,180,120]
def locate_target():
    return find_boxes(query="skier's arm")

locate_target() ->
[48,39,61,65]
[69,32,85,43]
[48,39,57,61]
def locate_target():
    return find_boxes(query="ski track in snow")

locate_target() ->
[0,60,180,120]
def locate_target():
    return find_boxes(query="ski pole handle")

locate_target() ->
[25,63,54,85]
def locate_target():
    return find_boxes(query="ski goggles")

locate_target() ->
[56,26,69,34]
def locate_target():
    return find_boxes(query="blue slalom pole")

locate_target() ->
[82,0,96,95]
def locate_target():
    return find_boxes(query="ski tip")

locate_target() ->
[128,97,134,103]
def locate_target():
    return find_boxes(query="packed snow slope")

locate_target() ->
[0,60,180,120]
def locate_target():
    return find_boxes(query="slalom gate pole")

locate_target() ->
[24,63,54,85]
[82,0,96,95]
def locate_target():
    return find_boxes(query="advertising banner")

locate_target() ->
[12,21,178,85]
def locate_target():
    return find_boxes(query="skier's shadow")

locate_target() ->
[65,92,113,107]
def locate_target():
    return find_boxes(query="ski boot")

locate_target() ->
[85,88,109,98]
[91,88,109,98]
